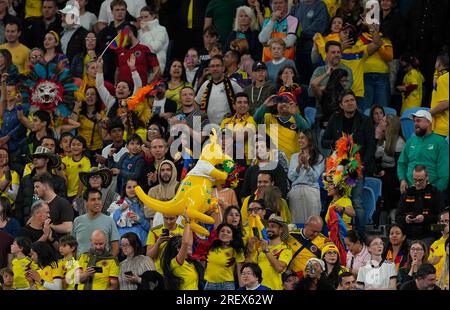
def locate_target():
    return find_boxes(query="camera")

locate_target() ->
[124,271,133,276]
[162,228,170,237]
[93,266,103,273]
[430,223,446,232]
[273,95,289,104]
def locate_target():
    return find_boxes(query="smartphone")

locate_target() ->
[430,224,446,232]
[124,271,133,276]
[93,266,103,273]
[162,229,170,237]
[252,227,260,239]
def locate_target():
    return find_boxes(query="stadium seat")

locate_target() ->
[304,107,316,127]
[364,177,382,201]
[363,106,398,117]
[363,186,376,225]
[400,107,430,140]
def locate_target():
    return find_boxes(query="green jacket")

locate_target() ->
[397,132,449,191]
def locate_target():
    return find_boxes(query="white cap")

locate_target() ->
[409,110,432,123]
[59,0,78,14]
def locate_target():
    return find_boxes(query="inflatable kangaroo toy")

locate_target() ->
[135,128,234,236]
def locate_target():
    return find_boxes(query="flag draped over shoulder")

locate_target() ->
[327,206,348,263]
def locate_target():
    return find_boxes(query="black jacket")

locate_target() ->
[395,183,444,239]
[322,111,376,175]
[380,8,407,58]
[15,171,68,226]
[63,26,89,63]
[22,17,63,50]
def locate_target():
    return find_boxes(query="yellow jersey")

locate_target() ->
[429,236,448,279]
[204,247,245,283]
[252,242,293,290]
[221,114,256,163]
[11,256,37,289]
[360,34,393,74]
[322,0,341,18]
[62,156,91,197]
[314,33,341,63]
[401,68,425,114]
[0,169,19,205]
[77,254,120,290]
[264,113,300,163]
[170,257,199,290]
[25,0,42,18]
[341,44,369,97]
[241,195,292,225]
[325,196,353,231]
[431,72,449,136]
[35,262,63,290]
[285,230,331,273]
[146,224,184,274]
[59,257,79,290]
[78,115,105,151]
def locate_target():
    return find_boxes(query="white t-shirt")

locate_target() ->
[195,80,243,125]
[152,97,167,115]
[357,260,397,289]
[79,11,98,31]
[98,0,146,23]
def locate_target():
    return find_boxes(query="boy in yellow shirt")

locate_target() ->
[62,136,91,199]
[397,54,425,114]
[58,235,79,290]
[10,237,37,290]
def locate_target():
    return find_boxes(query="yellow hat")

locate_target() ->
[321,243,339,259]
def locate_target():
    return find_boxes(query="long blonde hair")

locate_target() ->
[383,115,403,156]
[233,6,260,32]
[437,239,449,289]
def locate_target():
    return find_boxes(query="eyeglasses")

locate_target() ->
[148,128,160,132]
[410,247,424,252]
[85,37,97,41]
[413,178,426,184]
[248,207,263,213]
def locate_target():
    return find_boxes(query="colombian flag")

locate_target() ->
[110,27,129,49]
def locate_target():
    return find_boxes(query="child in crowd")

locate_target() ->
[59,133,73,157]
[0,268,14,290]
[10,237,36,290]
[58,235,78,290]
[62,136,91,201]
[265,38,297,83]
[397,53,425,114]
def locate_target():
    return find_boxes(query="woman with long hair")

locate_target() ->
[204,223,245,290]
[275,64,302,101]
[42,31,68,68]
[370,104,386,128]
[226,6,262,61]
[25,241,62,290]
[0,49,18,84]
[164,59,191,113]
[344,230,370,277]
[396,240,428,288]
[160,213,203,290]
[119,232,155,290]
[261,185,291,224]
[437,238,449,290]
[0,196,21,237]
[288,129,325,224]
[71,31,100,79]
[312,15,344,64]
[322,243,348,288]
[311,68,349,129]
[382,224,409,271]
[0,148,19,206]
[230,38,255,76]
[374,115,405,219]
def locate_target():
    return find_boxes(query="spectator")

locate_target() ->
[146,214,184,275]
[119,232,155,290]
[16,146,67,226]
[0,148,19,205]
[322,90,376,233]
[335,0,363,26]
[193,41,223,90]
[397,53,425,114]
[0,18,29,73]
[72,189,120,257]
[321,243,349,288]
[246,214,292,290]
[285,215,331,275]
[204,223,245,290]
[99,119,127,168]
[336,271,357,290]
[258,0,298,62]
[70,32,100,79]
[22,136,62,177]
[0,0,12,44]
[311,15,344,65]
[148,82,177,123]
[344,230,371,277]
[198,25,220,63]
[430,51,449,137]
[238,262,272,290]
[357,236,397,290]
[22,0,62,50]
[225,5,262,61]
[57,234,78,290]
[204,0,244,47]
[288,129,324,224]
[230,38,255,78]
[275,64,302,103]
[295,257,335,290]
[261,185,291,224]
[196,55,243,125]
[397,109,449,193]
[397,240,428,288]
[41,31,68,67]
[282,269,299,290]
[400,263,441,290]
[436,238,449,290]
[165,59,191,113]
[0,197,20,237]
[77,229,120,290]
[17,200,56,247]
[429,209,449,282]
[243,61,276,114]
[141,121,166,165]
[109,134,146,193]
[76,0,98,31]
[265,38,297,83]
[224,49,250,88]
[61,136,91,201]
[77,167,118,215]
[97,0,145,31]
[0,267,14,290]
[324,177,356,231]
[138,6,169,73]
[370,104,386,128]
[0,49,18,84]
[26,241,62,290]
[183,48,201,85]
[382,224,409,270]
[290,0,329,84]
[59,3,89,63]
[10,236,34,289]
[33,173,73,237]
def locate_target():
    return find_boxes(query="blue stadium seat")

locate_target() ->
[400,107,430,140]
[364,107,398,117]
[363,186,376,225]
[304,107,316,127]
[364,177,382,200]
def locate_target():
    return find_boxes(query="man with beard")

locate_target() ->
[400,263,441,290]
[77,229,120,290]
[146,160,179,227]
[336,272,357,290]
[72,189,120,257]
[397,110,449,194]
[245,214,293,290]
[59,2,88,63]
[145,138,170,190]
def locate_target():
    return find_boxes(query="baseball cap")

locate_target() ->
[409,110,432,123]
[59,0,78,14]
[252,61,267,71]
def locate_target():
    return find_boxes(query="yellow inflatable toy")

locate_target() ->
[135,128,234,236]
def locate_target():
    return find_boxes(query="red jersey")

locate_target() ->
[116,43,159,86]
